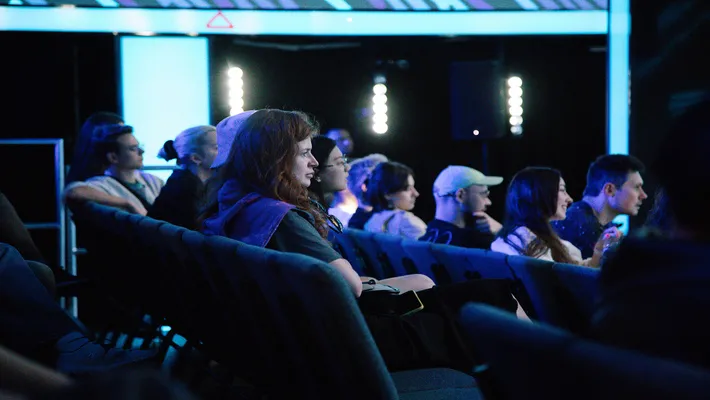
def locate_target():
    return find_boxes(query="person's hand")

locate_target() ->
[473,211,503,234]
[123,200,147,216]
[589,227,623,267]
[593,226,623,255]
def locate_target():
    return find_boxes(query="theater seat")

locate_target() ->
[72,202,483,399]
[460,303,710,399]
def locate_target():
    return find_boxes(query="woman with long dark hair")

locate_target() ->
[492,167,618,267]
[307,135,434,291]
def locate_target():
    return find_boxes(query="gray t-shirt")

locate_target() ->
[267,209,342,264]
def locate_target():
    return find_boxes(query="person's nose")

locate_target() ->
[640,188,648,200]
[413,188,419,198]
[484,198,492,207]
[309,154,318,168]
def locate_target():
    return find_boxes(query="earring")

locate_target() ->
[315,176,322,183]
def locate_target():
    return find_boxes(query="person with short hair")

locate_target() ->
[592,97,710,368]
[420,165,503,249]
[344,154,388,229]
[552,154,647,258]
[492,167,619,267]
[63,125,164,213]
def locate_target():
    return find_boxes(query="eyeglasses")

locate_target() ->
[436,188,490,198]
[121,144,145,154]
[321,157,349,170]
[472,190,490,198]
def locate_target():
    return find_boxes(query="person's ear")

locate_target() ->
[603,182,616,197]
[107,152,119,165]
[190,153,202,166]
[454,188,466,203]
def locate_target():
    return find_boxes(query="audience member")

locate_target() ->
[149,125,217,230]
[323,128,358,224]
[64,125,164,213]
[307,135,435,292]
[491,167,618,267]
[0,345,72,398]
[592,97,710,368]
[420,165,503,249]
[364,162,427,240]
[67,112,125,184]
[345,154,388,229]
[0,243,156,374]
[552,155,647,258]
[64,113,150,214]
[200,110,364,297]
[308,135,351,241]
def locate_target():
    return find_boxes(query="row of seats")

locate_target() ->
[70,202,482,399]
[70,202,710,399]
[334,229,599,333]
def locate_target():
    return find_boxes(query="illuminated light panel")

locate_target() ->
[0,8,608,35]
[607,0,630,233]
[120,36,210,170]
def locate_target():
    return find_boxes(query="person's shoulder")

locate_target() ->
[567,201,596,220]
[139,171,165,186]
[84,175,113,187]
[284,208,317,227]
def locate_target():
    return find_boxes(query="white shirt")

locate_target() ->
[491,226,591,266]
[64,171,164,207]
[364,210,427,240]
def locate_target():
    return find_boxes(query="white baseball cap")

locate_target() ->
[433,165,503,196]
[211,110,258,169]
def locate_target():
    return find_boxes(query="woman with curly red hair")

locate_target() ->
[199,109,363,296]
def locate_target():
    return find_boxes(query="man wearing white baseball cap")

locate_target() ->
[420,165,504,249]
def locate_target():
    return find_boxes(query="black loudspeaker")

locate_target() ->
[450,61,506,141]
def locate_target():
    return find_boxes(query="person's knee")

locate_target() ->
[26,261,56,297]
[396,274,434,291]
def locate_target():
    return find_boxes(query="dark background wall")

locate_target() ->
[208,35,608,221]
[629,0,710,223]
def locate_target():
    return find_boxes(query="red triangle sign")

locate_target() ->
[207,11,233,29]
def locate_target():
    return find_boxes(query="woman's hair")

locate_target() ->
[308,135,338,207]
[88,124,135,171]
[366,161,414,213]
[68,112,124,183]
[498,167,574,264]
[158,125,216,165]
[347,153,388,205]
[199,109,328,238]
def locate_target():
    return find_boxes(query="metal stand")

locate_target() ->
[0,139,77,317]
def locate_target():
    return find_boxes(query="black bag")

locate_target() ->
[360,279,518,373]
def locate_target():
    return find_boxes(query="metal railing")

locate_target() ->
[0,139,77,316]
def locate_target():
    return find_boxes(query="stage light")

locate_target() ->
[508,76,523,136]
[228,67,244,115]
[372,77,388,134]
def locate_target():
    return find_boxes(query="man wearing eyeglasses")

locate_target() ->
[63,124,164,214]
[419,165,503,249]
